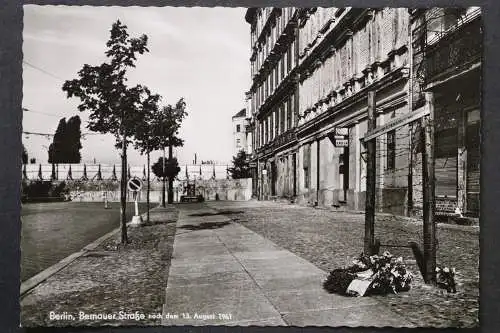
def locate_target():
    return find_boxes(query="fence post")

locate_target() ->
[422,91,437,284]
[364,91,376,255]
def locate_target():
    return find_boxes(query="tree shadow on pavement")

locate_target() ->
[188,210,244,217]
[178,221,231,230]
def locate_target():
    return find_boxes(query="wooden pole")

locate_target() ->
[457,103,467,215]
[364,91,376,255]
[422,91,436,284]
[407,14,414,217]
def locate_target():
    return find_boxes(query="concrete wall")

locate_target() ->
[195,178,253,201]
[48,177,252,203]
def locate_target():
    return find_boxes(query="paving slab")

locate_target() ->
[166,269,253,287]
[168,260,246,276]
[169,253,235,266]
[265,288,379,314]
[282,305,415,327]
[162,287,281,325]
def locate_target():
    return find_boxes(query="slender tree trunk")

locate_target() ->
[162,147,166,207]
[120,134,128,244]
[147,151,150,223]
[168,141,174,204]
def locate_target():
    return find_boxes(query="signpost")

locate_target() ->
[128,176,143,226]
[329,128,349,147]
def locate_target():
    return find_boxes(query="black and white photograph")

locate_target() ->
[18,5,480,328]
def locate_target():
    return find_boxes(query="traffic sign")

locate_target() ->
[127,176,143,192]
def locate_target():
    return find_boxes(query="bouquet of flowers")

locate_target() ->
[323,251,413,296]
[436,266,457,293]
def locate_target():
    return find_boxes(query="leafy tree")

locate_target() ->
[48,118,66,164]
[65,115,83,163]
[48,116,82,163]
[228,150,251,179]
[62,20,150,244]
[133,88,161,223]
[22,144,28,164]
[152,157,181,186]
[151,99,187,205]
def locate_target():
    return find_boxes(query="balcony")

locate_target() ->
[424,14,481,86]
[257,129,297,156]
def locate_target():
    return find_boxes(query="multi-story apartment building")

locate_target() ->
[244,7,481,217]
[245,7,301,200]
[232,108,247,156]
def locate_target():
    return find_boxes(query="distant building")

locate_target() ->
[232,108,248,156]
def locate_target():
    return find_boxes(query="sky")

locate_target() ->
[22,5,250,166]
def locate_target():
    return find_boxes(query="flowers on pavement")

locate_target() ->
[323,251,413,297]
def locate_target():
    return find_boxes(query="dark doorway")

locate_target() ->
[271,161,277,196]
[343,146,350,202]
[292,153,297,197]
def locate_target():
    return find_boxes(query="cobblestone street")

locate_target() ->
[207,200,479,328]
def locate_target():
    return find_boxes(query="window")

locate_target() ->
[281,101,286,133]
[275,64,279,87]
[287,44,292,71]
[270,71,274,93]
[287,97,292,129]
[269,114,274,140]
[236,124,241,132]
[387,130,396,170]
[265,119,269,143]
[281,55,285,79]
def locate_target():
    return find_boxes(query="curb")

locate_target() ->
[20,207,158,297]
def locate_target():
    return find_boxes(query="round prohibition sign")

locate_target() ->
[127,176,143,192]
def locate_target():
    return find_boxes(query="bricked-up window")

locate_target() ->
[287,43,292,72]
[387,130,396,170]
[287,97,292,129]
[236,124,240,132]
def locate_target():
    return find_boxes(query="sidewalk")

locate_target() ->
[162,203,415,327]
[205,200,479,328]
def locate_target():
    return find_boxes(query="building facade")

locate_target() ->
[245,7,300,200]
[244,7,481,217]
[232,108,248,156]
[410,7,481,217]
